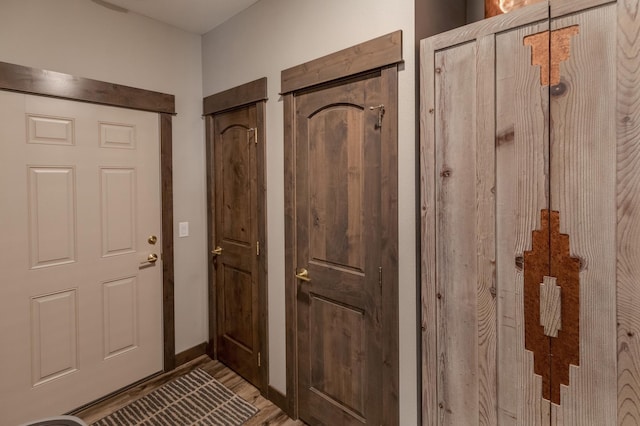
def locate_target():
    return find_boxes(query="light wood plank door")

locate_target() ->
[0,93,163,425]
[211,105,262,388]
[421,0,635,424]
[426,21,551,424]
[294,72,388,425]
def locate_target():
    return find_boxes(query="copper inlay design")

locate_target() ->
[524,26,580,87]
[524,210,580,405]
[485,0,545,19]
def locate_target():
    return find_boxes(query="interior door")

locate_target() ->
[426,22,552,424]
[211,105,261,388]
[294,72,385,425]
[0,93,163,425]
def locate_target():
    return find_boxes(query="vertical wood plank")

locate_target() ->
[380,65,400,426]
[434,41,480,426]
[420,37,438,426]
[205,115,216,358]
[255,100,269,397]
[283,93,298,418]
[549,6,617,425]
[617,0,640,424]
[495,20,549,426]
[160,112,175,372]
[475,34,498,426]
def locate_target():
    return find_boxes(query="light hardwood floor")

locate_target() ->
[75,355,305,425]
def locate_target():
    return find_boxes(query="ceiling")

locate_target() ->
[93,0,260,35]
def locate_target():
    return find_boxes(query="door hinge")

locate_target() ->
[256,241,260,256]
[379,266,382,288]
[258,352,261,367]
[249,127,258,144]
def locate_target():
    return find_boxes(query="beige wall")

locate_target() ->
[0,0,209,354]
[201,0,418,423]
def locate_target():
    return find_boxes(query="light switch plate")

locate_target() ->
[178,221,189,237]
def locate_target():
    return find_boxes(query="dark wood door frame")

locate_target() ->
[0,61,177,372]
[203,77,269,396]
[282,31,401,423]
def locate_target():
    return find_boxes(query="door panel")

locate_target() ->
[223,266,253,348]
[308,106,365,272]
[100,167,137,257]
[426,18,552,425]
[212,105,261,388]
[309,295,365,415]
[0,93,162,425]
[28,166,77,268]
[295,73,383,425]
[221,125,252,243]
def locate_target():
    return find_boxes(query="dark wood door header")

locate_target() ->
[281,30,403,94]
[0,61,175,114]
[203,77,267,116]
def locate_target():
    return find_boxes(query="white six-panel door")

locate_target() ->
[0,92,163,425]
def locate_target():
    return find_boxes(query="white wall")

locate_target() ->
[0,0,209,354]
[201,0,418,423]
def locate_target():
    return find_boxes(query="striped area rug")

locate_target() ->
[92,368,258,426]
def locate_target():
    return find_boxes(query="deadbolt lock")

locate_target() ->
[148,235,157,245]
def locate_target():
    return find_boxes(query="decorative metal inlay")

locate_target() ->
[524,26,580,87]
[524,210,580,405]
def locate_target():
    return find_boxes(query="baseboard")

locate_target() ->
[175,342,208,367]
[267,385,289,415]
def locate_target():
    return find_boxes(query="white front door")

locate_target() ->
[0,92,163,425]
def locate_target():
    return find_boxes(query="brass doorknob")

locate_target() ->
[212,246,223,256]
[296,268,311,282]
[140,253,158,265]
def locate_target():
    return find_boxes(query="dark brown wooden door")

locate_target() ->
[212,105,260,388]
[294,72,386,425]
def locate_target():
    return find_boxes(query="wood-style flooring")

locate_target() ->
[75,355,306,425]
